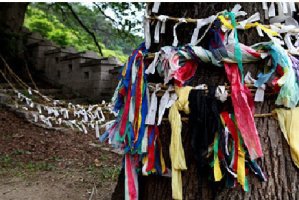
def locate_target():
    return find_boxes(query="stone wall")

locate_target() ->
[26,32,122,101]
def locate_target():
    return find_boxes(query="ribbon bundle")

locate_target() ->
[213,112,267,191]
[101,43,168,200]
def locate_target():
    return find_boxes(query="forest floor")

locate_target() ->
[0,106,122,200]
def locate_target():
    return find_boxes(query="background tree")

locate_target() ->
[112,3,299,200]
[0,3,29,67]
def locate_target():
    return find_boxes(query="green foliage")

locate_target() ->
[24,3,144,63]
[26,18,54,37]
[48,29,71,46]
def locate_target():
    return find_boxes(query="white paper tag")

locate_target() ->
[152,2,161,13]
[172,18,186,47]
[254,85,266,102]
[95,121,100,138]
[269,2,276,17]
[256,26,264,37]
[154,21,161,43]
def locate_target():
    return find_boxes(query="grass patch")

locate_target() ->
[0,154,56,175]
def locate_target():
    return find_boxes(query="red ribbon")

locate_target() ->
[221,112,239,172]
[133,52,144,139]
[119,83,132,138]
[224,63,263,159]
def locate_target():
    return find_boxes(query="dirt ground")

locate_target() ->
[0,106,122,200]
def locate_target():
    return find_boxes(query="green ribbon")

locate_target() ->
[225,12,244,84]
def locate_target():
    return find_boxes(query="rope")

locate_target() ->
[148,14,299,34]
[162,111,276,121]
[24,61,39,91]
[195,11,223,45]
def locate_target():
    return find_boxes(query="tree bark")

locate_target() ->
[112,3,299,199]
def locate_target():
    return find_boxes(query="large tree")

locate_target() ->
[0,3,28,66]
[112,2,299,200]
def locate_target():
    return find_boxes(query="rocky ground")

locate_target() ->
[0,106,122,200]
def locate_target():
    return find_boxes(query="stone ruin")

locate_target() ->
[25,31,122,101]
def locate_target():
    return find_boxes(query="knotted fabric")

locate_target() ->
[169,86,192,200]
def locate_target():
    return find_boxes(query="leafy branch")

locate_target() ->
[64,3,103,56]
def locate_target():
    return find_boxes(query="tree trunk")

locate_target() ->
[112,3,299,199]
[0,3,29,67]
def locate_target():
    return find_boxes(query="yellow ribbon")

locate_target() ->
[218,15,234,29]
[218,16,279,37]
[245,22,279,37]
[169,86,192,200]
[276,108,299,168]
[213,132,223,181]
[237,144,246,190]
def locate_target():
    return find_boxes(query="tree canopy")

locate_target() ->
[24,3,144,62]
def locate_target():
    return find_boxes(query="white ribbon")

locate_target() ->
[269,2,276,17]
[28,87,32,95]
[33,114,38,122]
[157,85,173,125]
[37,104,42,114]
[262,2,269,19]
[142,158,149,176]
[190,19,203,45]
[57,118,62,125]
[215,86,228,102]
[194,84,207,90]
[154,21,161,43]
[53,109,59,117]
[141,126,148,153]
[157,15,169,34]
[145,84,161,125]
[255,84,266,102]
[285,33,298,54]
[145,52,159,75]
[245,72,265,102]
[64,109,69,119]
[282,2,289,14]
[152,2,161,13]
[81,123,88,134]
[95,121,100,138]
[83,111,88,122]
[144,16,151,49]
[245,71,256,84]
[294,34,299,47]
[289,2,296,13]
[190,16,216,45]
[231,4,247,17]
[98,108,105,122]
[256,26,264,37]
[277,2,284,16]
[269,34,285,46]
[166,93,177,108]
[172,18,187,47]
[238,12,260,29]
[129,97,135,123]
